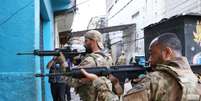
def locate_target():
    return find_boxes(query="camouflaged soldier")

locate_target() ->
[58,30,115,101]
[82,33,201,101]
[116,50,126,65]
[47,56,69,101]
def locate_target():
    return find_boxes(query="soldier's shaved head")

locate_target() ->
[149,33,183,66]
[150,33,182,55]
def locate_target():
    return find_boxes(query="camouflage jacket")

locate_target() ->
[116,55,126,65]
[94,57,201,101]
[66,52,113,101]
[93,77,119,101]
[48,62,67,84]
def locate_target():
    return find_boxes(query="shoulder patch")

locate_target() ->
[126,84,146,95]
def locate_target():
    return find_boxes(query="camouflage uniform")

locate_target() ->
[66,30,116,101]
[48,62,67,84]
[116,54,126,65]
[67,52,114,101]
[105,53,114,66]
[93,77,119,101]
[94,57,201,101]
[47,58,69,101]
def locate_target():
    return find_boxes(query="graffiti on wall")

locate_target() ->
[193,20,201,64]
[193,20,201,46]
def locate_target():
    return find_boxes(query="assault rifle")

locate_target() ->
[35,64,151,84]
[35,64,201,84]
[16,48,86,56]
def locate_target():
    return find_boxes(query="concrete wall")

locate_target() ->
[52,0,75,12]
[106,0,201,57]
[40,0,54,101]
[164,0,201,18]
[0,0,61,100]
[40,0,75,100]
[0,0,37,101]
[106,0,165,56]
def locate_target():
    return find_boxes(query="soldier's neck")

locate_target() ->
[91,47,101,53]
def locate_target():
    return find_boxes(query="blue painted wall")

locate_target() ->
[0,0,73,101]
[52,0,75,12]
[40,0,54,101]
[0,0,36,101]
[35,0,42,101]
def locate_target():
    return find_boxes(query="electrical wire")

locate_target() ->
[76,0,91,6]
[0,1,33,26]
[107,0,134,21]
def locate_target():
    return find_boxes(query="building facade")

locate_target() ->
[106,0,201,59]
[0,0,75,101]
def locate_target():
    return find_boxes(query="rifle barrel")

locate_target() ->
[16,52,34,55]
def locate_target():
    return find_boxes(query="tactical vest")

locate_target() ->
[156,64,201,101]
[88,52,113,66]
[76,52,112,101]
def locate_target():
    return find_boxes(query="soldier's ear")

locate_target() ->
[164,47,172,58]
